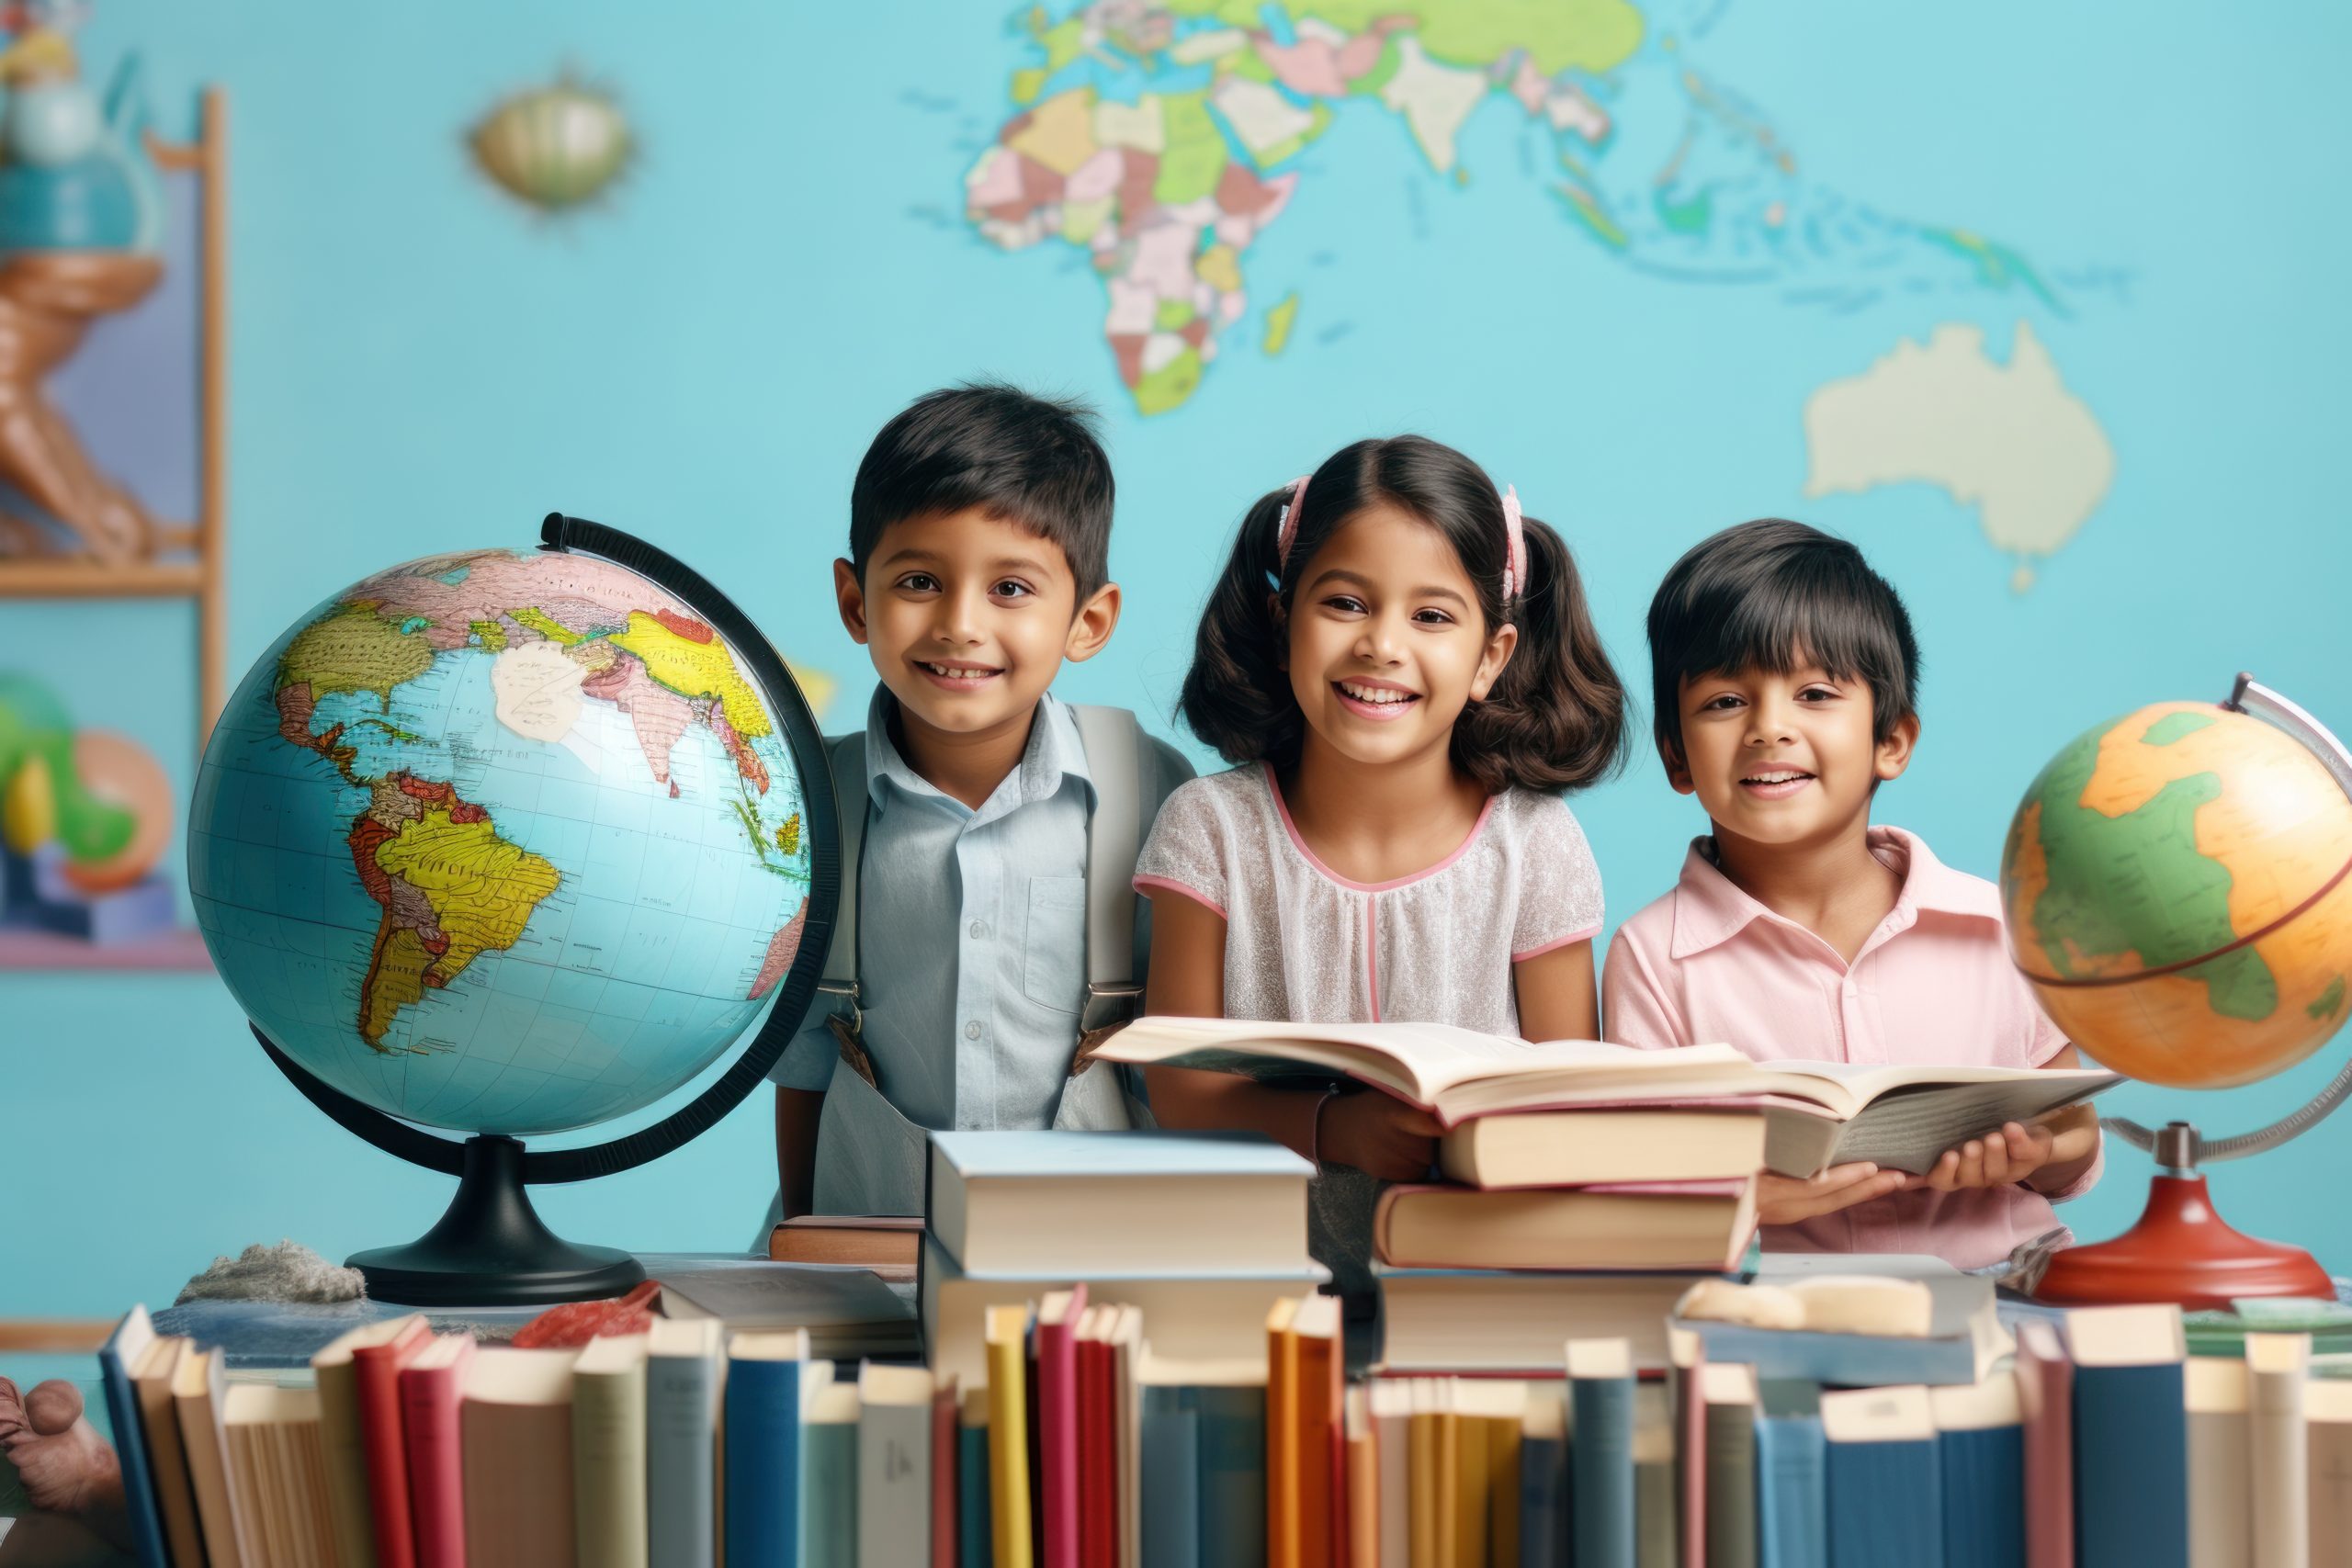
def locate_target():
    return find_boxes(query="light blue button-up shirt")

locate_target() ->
[768,688,1192,1131]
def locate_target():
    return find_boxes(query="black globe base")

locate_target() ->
[350,1134,647,1307]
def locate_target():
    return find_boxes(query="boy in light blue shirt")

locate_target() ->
[769,383,1190,1218]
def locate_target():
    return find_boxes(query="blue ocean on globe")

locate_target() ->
[188,550,815,1137]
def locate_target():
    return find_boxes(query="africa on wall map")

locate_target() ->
[961,1,2116,586]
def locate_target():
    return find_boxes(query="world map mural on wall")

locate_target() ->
[960,1,2115,589]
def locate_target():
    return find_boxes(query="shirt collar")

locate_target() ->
[1668,824,2003,960]
[862,686,1094,820]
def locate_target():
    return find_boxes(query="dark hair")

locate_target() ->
[1645,518,1921,765]
[848,380,1114,603]
[1179,434,1627,794]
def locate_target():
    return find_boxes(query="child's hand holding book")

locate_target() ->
[1752,1163,1909,1225]
[1317,1089,1443,1182]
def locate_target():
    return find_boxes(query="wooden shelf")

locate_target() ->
[0,1320,114,1353]
[0,924,212,971]
[0,556,203,597]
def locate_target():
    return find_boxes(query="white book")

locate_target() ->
[2185,1356,2250,1568]
[573,1333,650,1568]
[222,1383,337,1568]
[1107,1304,1145,1568]
[2246,1334,2309,1568]
[855,1363,934,1568]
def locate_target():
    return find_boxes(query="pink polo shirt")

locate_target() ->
[1601,826,2100,1269]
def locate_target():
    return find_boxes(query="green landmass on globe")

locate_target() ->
[2002,702,2352,1089]
[189,548,817,1136]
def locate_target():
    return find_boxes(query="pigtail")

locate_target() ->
[1454,514,1629,793]
[1179,488,1306,767]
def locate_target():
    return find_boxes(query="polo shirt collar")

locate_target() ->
[1668,824,2003,960]
[863,686,1094,820]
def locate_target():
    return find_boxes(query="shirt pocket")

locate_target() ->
[1020,874,1088,1015]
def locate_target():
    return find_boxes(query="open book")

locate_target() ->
[1091,1016,2121,1178]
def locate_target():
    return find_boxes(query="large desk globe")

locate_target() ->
[2002,700,2352,1089]
[190,546,817,1138]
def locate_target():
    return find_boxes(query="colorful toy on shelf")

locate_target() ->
[0,670,181,949]
[2003,674,2352,1306]
[0,3,172,563]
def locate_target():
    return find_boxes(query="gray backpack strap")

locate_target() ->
[816,733,867,1030]
[1069,704,1146,1033]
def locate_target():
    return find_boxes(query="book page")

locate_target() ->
[1813,1076,2123,1175]
[1740,1059,2120,1116]
[1099,1018,1747,1105]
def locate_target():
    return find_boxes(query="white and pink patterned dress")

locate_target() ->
[1133,762,1606,1292]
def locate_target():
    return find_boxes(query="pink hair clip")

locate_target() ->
[1275,472,1311,571]
[1500,484,1527,604]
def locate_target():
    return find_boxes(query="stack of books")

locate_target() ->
[76,1282,2352,1565]
[1092,1016,2123,1375]
[917,1128,1327,1390]
[1373,1103,1764,1375]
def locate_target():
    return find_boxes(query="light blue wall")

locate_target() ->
[6,0,2350,1314]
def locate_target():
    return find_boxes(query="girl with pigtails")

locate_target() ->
[1131,434,1628,1298]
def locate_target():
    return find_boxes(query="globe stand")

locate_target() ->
[2032,1122,2334,1309]
[346,1135,646,1307]
[2025,675,2352,1310]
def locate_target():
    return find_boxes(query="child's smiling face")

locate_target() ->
[837,507,1116,747]
[1282,504,1517,770]
[1669,660,1917,849]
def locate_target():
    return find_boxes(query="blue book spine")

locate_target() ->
[724,1357,804,1568]
[1755,1414,1827,1568]
[1825,1437,1941,1568]
[1572,1375,1634,1568]
[1519,1431,1566,1568]
[1939,1424,2023,1568]
[960,1422,992,1568]
[2074,1363,2187,1568]
[1140,1387,1202,1568]
[96,1315,168,1568]
[647,1352,718,1568]
[1195,1385,1266,1567]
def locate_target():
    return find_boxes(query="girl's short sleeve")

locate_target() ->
[1133,776,1233,919]
[1510,795,1605,961]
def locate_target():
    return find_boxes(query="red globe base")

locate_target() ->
[2032,1173,2333,1310]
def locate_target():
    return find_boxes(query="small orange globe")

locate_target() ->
[2002,702,2352,1089]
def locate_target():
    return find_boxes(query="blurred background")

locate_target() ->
[5,0,2348,1316]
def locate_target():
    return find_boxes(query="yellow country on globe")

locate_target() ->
[2003,701,2352,1088]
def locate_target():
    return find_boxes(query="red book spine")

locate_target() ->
[1077,1341,1115,1568]
[932,1381,958,1568]
[1676,1349,1707,1568]
[1038,1293,1084,1568]
[355,1321,430,1568]
[399,1339,472,1568]
[2019,1328,2075,1568]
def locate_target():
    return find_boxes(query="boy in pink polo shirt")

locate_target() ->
[1602,520,2101,1268]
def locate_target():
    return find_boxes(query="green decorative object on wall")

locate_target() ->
[469,73,630,213]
